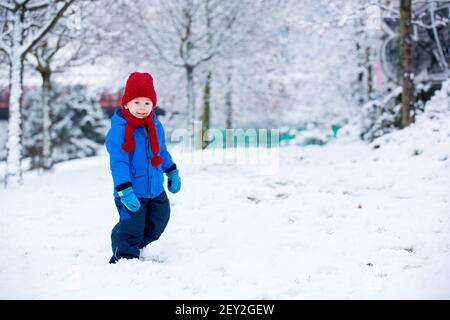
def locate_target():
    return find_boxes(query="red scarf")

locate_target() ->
[121,108,163,167]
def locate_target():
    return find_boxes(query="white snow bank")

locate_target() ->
[370,79,450,163]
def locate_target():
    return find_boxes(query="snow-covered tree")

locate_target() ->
[0,0,75,187]
[49,84,108,163]
[117,1,250,130]
[110,1,281,143]
[358,0,450,141]
[225,0,361,130]
[26,0,106,171]
[22,84,108,167]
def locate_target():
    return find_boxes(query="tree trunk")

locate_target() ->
[186,64,200,149]
[41,69,53,171]
[201,71,211,149]
[225,71,233,148]
[186,64,195,128]
[400,0,415,128]
[5,12,24,188]
[3,0,73,188]
[355,43,365,105]
[201,0,212,150]
[365,46,373,99]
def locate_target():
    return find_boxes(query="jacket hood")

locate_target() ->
[111,108,127,127]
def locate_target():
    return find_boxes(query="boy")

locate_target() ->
[105,71,180,264]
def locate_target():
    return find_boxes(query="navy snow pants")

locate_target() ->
[110,191,170,263]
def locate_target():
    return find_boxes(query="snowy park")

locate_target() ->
[1,0,450,300]
[1,82,450,299]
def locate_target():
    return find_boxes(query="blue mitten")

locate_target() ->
[118,186,141,212]
[166,169,181,194]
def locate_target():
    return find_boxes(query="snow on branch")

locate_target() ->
[0,2,15,11]
[0,13,12,56]
[0,41,11,57]
[25,0,51,11]
[0,40,10,56]
[19,0,74,57]
[0,16,11,55]
[131,6,184,68]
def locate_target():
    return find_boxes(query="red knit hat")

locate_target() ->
[121,72,157,108]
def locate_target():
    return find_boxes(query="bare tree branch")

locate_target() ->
[0,2,15,11]
[19,0,74,57]
[0,43,10,56]
[131,5,184,67]
[45,28,65,63]
[25,0,51,12]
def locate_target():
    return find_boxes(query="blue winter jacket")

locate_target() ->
[105,109,175,198]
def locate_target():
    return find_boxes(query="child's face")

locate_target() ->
[125,97,154,119]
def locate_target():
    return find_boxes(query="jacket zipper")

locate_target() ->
[142,128,151,198]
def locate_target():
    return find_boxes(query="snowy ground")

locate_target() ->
[1,117,449,299]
